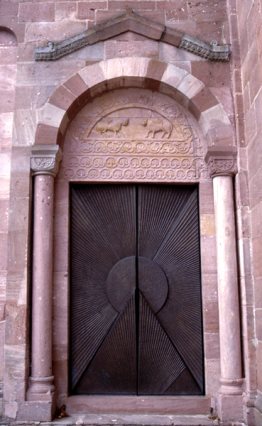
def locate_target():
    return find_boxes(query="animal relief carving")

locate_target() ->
[144,118,172,139]
[95,118,129,137]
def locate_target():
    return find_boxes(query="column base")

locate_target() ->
[17,400,55,422]
[217,393,244,423]
[27,375,55,401]
[219,378,243,395]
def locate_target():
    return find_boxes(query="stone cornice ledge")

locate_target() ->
[35,10,230,62]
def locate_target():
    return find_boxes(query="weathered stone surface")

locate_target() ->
[55,2,77,21]
[13,109,37,146]
[19,2,55,23]
[105,40,159,59]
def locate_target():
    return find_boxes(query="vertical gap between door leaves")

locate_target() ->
[135,185,140,396]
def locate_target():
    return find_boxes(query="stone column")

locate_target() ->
[27,146,61,409]
[206,152,243,422]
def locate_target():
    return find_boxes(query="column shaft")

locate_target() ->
[27,144,62,404]
[28,174,55,399]
[213,175,242,390]
[32,175,54,375]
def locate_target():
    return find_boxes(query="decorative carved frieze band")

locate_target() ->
[205,149,237,178]
[179,35,230,62]
[35,10,230,62]
[31,145,62,176]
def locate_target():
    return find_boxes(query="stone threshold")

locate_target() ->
[0,414,246,426]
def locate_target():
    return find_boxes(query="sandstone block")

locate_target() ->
[14,108,37,147]
[35,123,59,146]
[19,2,55,23]
[189,87,218,119]
[188,0,227,23]
[255,277,262,309]
[105,40,158,59]
[252,236,262,278]
[0,1,18,17]
[55,2,77,21]
[49,85,76,111]
[138,10,165,24]
[0,113,13,148]
[161,63,187,91]
[204,332,220,359]
[199,104,231,136]
[108,1,156,11]
[211,87,233,118]
[200,214,216,237]
[0,200,9,233]
[79,62,106,87]
[24,21,87,43]
[64,74,88,98]
[0,46,17,65]
[177,73,204,99]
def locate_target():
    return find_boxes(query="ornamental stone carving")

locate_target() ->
[35,10,230,62]
[31,145,62,176]
[205,149,238,178]
[59,88,209,183]
[179,35,230,61]
[207,158,237,177]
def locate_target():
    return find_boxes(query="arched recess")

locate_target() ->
[27,58,242,422]
[35,57,234,153]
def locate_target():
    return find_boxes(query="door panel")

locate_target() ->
[70,184,204,395]
[70,185,136,392]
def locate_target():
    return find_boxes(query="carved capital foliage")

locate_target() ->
[205,155,237,178]
[207,158,237,177]
[31,145,62,176]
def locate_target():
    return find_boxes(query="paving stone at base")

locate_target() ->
[3,414,216,426]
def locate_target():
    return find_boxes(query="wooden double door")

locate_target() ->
[70,184,204,395]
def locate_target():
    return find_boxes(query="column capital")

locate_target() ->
[205,147,237,178]
[31,145,62,177]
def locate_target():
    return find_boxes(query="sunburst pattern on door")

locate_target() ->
[70,184,204,395]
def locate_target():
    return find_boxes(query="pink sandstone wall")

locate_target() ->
[236,0,262,419]
[0,27,17,409]
[1,0,260,423]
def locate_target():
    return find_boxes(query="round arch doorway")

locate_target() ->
[53,86,210,405]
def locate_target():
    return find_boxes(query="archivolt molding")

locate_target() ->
[35,10,230,62]
[34,57,236,176]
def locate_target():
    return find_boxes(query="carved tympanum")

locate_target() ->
[60,88,209,183]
